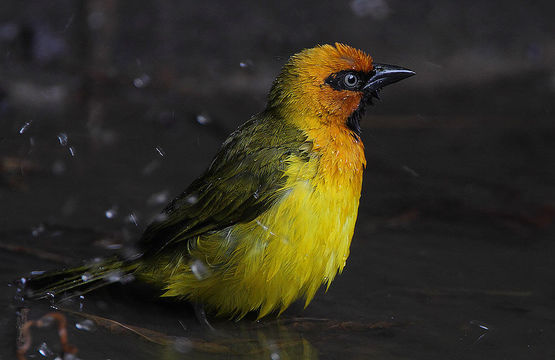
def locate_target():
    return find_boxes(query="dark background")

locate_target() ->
[1,1,554,359]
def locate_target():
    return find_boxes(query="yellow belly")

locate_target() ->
[158,151,363,318]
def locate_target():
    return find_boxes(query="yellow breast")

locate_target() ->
[161,123,365,318]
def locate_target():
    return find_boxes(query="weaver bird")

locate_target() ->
[27,43,414,319]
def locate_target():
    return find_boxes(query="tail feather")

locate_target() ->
[25,258,139,301]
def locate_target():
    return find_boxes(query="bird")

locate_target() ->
[26,43,414,319]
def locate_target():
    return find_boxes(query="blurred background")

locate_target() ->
[1,1,554,359]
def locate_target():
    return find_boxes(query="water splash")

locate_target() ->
[126,213,139,226]
[75,319,96,332]
[32,224,45,237]
[469,320,492,345]
[19,121,32,134]
[173,337,192,354]
[196,114,211,125]
[133,74,151,88]
[155,146,165,157]
[57,132,68,146]
[147,190,169,205]
[256,220,269,232]
[184,194,198,204]
[152,212,169,223]
[40,314,56,327]
[239,59,253,68]
[190,259,211,280]
[106,270,123,283]
[38,342,53,357]
[105,207,118,219]
[106,270,135,284]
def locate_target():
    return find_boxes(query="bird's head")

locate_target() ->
[268,43,414,136]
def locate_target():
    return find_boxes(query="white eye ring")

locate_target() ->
[343,73,359,88]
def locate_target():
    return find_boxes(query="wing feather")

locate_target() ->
[139,110,310,257]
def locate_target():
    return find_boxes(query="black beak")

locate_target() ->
[363,63,415,94]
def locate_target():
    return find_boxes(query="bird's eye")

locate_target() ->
[343,73,359,88]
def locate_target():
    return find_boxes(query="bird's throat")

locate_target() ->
[346,94,374,137]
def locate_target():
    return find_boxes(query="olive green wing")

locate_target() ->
[138,112,310,257]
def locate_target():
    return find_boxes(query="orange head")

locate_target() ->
[268,43,414,136]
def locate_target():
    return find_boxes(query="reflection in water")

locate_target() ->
[17,303,319,360]
[161,321,318,360]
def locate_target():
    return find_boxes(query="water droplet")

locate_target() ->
[32,224,45,237]
[38,342,53,357]
[470,320,491,331]
[190,259,211,280]
[153,212,168,223]
[81,272,92,282]
[19,121,32,134]
[57,132,68,146]
[239,59,253,68]
[68,146,76,157]
[30,270,46,276]
[133,73,151,88]
[119,273,135,284]
[20,277,27,285]
[173,337,192,353]
[271,353,281,360]
[104,242,122,250]
[105,207,118,219]
[196,114,211,125]
[105,270,134,284]
[255,220,269,231]
[41,315,56,327]
[147,190,169,205]
[75,319,97,332]
[106,270,122,283]
[185,194,198,204]
[126,213,138,226]
[155,146,165,157]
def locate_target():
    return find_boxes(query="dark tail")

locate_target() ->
[24,257,140,301]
